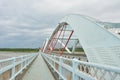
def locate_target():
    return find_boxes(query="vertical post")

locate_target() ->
[23,56,25,68]
[59,56,63,80]
[72,58,78,80]
[29,56,32,64]
[72,40,78,53]
[12,57,16,80]
[26,56,28,66]
[30,55,33,64]
[25,56,27,68]
[20,56,23,73]
[41,40,46,52]
[54,55,56,69]
[43,38,49,52]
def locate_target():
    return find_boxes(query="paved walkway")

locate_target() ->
[22,54,55,80]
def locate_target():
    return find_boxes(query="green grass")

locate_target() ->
[0,48,40,52]
[0,47,83,53]
[54,48,84,52]
[74,48,84,52]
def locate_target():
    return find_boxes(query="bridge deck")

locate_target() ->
[22,54,55,80]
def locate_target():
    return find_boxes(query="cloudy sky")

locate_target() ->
[0,0,120,48]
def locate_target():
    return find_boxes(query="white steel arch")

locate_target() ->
[43,14,120,67]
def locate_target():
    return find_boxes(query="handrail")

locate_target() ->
[41,52,120,80]
[0,53,39,80]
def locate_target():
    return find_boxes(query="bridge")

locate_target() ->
[0,14,120,80]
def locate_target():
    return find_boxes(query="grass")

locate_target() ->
[74,48,84,52]
[0,48,40,52]
[0,47,84,53]
[54,48,84,52]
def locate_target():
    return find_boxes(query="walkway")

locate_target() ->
[22,54,55,80]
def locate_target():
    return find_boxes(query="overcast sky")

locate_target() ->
[0,0,120,48]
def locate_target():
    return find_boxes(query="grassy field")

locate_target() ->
[0,48,40,52]
[54,48,84,52]
[0,47,84,53]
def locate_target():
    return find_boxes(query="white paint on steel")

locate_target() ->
[0,53,38,80]
[72,40,79,53]
[60,14,120,67]
[43,38,49,52]
[41,53,120,80]
[58,39,72,53]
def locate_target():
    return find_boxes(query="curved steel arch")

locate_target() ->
[43,14,120,67]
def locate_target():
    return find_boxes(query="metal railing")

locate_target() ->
[0,53,38,80]
[41,52,120,80]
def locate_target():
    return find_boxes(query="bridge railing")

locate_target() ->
[0,53,38,80]
[41,52,120,80]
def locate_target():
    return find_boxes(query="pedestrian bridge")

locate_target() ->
[0,14,120,80]
[0,52,120,80]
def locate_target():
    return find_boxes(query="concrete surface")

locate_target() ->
[22,54,55,80]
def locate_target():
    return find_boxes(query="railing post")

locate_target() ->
[54,55,56,68]
[59,56,63,80]
[31,55,34,63]
[12,57,16,80]
[72,58,78,80]
[20,56,23,74]
[25,56,27,68]
[29,56,32,64]
[26,56,29,66]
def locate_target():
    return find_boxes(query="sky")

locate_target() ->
[0,0,120,48]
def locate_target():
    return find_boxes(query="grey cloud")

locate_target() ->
[0,0,120,48]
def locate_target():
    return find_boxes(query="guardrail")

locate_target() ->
[0,53,39,80]
[41,52,120,80]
